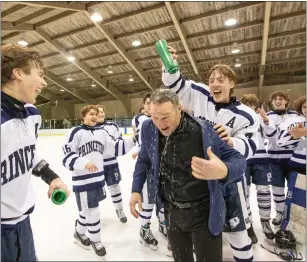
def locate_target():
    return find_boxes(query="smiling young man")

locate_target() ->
[1,44,70,261]
[161,46,259,260]
[129,89,247,262]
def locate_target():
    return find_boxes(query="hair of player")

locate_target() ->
[1,44,44,86]
[206,64,236,96]
[150,88,179,107]
[96,104,106,112]
[294,96,306,115]
[241,94,259,108]
[80,105,98,120]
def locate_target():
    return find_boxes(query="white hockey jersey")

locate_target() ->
[134,113,151,148]
[62,125,134,192]
[162,69,259,160]
[1,102,42,227]
[247,115,269,164]
[277,115,306,171]
[98,121,123,167]
[263,110,298,162]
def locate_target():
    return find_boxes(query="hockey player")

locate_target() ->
[161,46,258,261]
[131,93,167,250]
[259,92,298,226]
[96,104,127,223]
[1,44,70,261]
[277,96,306,174]
[62,105,135,257]
[132,106,145,137]
[240,94,274,240]
[277,96,306,244]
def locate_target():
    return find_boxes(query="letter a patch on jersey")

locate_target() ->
[225,116,236,128]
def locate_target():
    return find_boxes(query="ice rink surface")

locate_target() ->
[30,136,305,261]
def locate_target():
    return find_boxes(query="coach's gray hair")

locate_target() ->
[150,88,179,106]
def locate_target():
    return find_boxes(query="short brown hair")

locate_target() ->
[207,64,236,96]
[80,105,98,120]
[1,44,44,85]
[270,91,290,107]
[241,94,258,108]
[96,104,105,112]
[294,96,306,114]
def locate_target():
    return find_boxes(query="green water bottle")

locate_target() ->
[155,39,178,74]
[51,188,67,205]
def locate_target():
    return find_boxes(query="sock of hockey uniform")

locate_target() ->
[256,185,272,220]
[239,178,251,229]
[272,186,285,213]
[85,207,101,242]
[246,185,253,224]
[76,212,87,235]
[108,184,123,210]
[225,231,253,262]
[139,203,154,227]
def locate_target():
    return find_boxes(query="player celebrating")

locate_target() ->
[62,105,135,258]
[161,46,259,261]
[241,94,274,240]
[1,44,70,261]
[96,104,127,223]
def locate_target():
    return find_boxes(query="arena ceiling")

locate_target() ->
[1,1,306,110]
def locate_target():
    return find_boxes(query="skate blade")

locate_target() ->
[73,238,91,250]
[139,238,157,251]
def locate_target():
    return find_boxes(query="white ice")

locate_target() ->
[30,136,305,261]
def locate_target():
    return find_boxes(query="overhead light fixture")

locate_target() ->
[17,38,28,47]
[224,10,237,26]
[91,82,96,87]
[66,76,72,81]
[132,40,141,47]
[129,75,134,82]
[60,89,65,92]
[67,55,75,62]
[91,12,103,22]
[107,65,113,74]
[231,42,240,54]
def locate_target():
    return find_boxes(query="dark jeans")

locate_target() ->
[1,216,37,261]
[164,201,222,262]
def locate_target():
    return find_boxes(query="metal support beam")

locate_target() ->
[35,29,131,112]
[258,2,272,99]
[15,1,86,11]
[1,4,27,18]
[165,1,200,76]
[83,11,157,91]
[45,72,89,103]
[2,21,34,31]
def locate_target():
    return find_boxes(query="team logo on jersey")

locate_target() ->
[287,191,293,198]
[267,172,272,183]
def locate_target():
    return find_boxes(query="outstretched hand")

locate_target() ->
[191,147,228,180]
